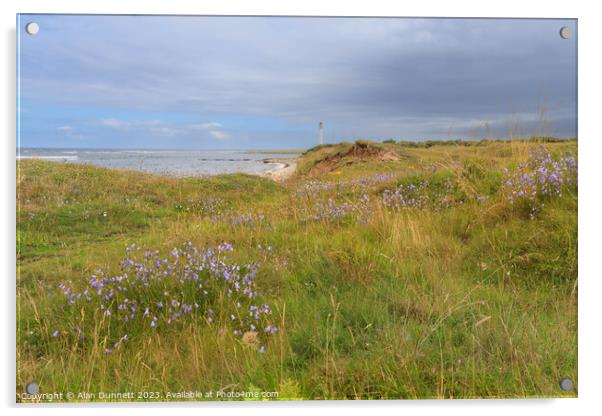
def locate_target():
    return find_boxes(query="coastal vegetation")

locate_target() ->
[17,138,578,400]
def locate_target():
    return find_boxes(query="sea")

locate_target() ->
[17,148,299,176]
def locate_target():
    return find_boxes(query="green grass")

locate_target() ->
[16,139,577,401]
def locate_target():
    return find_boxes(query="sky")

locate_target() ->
[17,15,577,150]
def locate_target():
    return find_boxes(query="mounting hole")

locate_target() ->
[559,26,571,40]
[25,22,39,35]
[559,378,574,391]
[25,382,39,394]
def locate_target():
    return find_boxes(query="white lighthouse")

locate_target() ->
[318,121,324,145]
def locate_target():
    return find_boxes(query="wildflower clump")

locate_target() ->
[382,176,459,211]
[294,180,336,198]
[311,198,354,223]
[501,146,577,218]
[53,242,277,354]
[383,181,430,210]
[294,173,396,199]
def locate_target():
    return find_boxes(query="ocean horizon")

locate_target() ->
[16,147,299,176]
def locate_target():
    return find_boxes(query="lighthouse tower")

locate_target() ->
[318,121,324,145]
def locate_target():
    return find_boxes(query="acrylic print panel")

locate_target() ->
[16,14,577,402]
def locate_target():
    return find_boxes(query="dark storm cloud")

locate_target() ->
[18,15,577,148]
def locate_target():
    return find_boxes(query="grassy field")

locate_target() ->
[16,139,578,401]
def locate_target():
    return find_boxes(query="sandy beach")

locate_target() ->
[259,157,298,181]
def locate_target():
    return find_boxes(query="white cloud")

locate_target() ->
[208,130,229,140]
[189,122,231,140]
[97,117,232,139]
[136,119,163,126]
[149,126,183,137]
[189,122,223,130]
[55,125,85,140]
[100,118,131,129]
